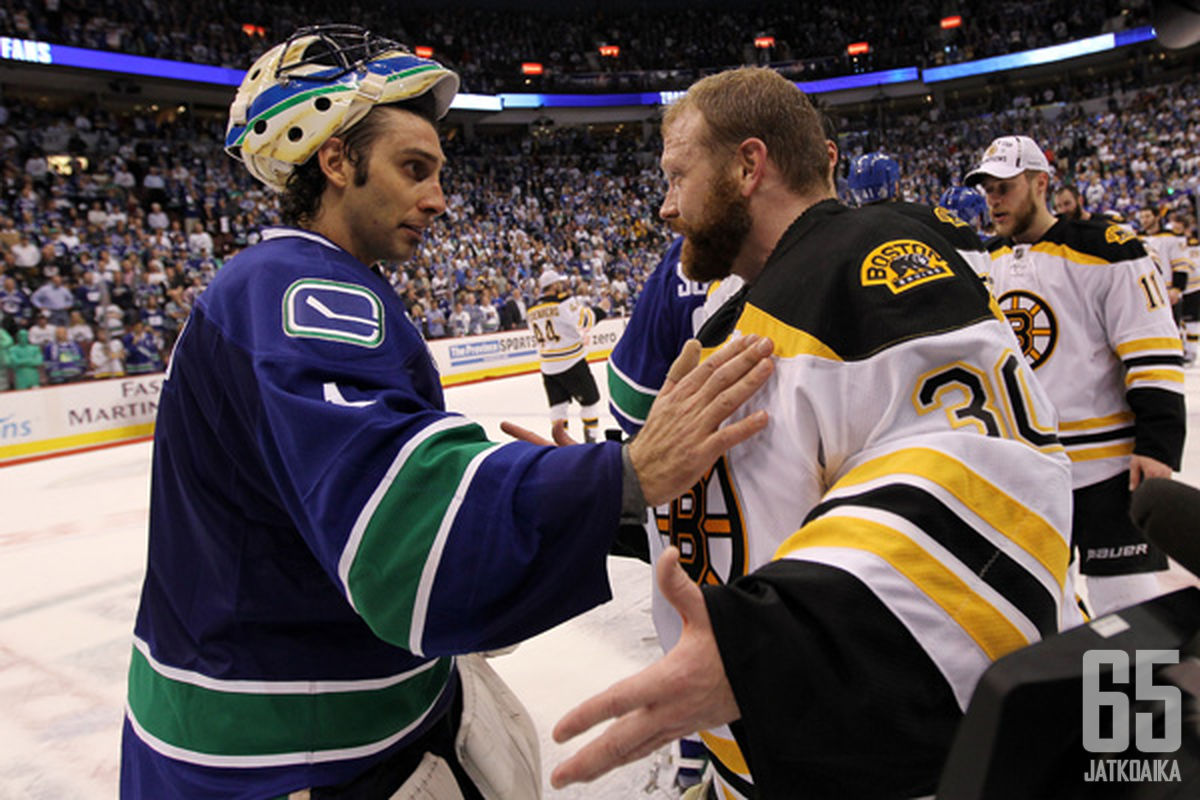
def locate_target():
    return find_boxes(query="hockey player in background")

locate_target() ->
[119,25,778,799]
[527,268,603,441]
[846,152,990,275]
[939,185,990,238]
[551,67,1077,799]
[1054,183,1126,225]
[968,136,1186,617]
[1137,206,1196,360]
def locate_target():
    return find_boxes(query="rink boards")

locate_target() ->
[0,317,628,465]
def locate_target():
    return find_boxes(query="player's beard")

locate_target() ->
[675,171,752,283]
[1003,184,1041,240]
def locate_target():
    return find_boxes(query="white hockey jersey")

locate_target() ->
[982,220,1185,488]
[526,291,595,375]
[1141,229,1196,294]
[656,202,1076,799]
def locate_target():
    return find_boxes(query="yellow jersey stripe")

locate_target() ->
[699,731,750,776]
[1115,337,1184,357]
[1125,369,1184,386]
[1059,412,1135,431]
[735,304,842,361]
[991,243,1114,266]
[541,343,584,359]
[819,447,1068,586]
[777,516,1030,660]
[1066,442,1135,462]
[1031,241,1116,266]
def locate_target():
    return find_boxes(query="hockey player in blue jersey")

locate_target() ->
[607,237,711,435]
[119,25,776,799]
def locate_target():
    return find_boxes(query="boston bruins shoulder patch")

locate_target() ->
[861,239,955,294]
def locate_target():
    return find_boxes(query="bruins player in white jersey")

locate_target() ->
[550,68,1076,799]
[967,136,1186,618]
[527,268,602,441]
[1138,207,1197,360]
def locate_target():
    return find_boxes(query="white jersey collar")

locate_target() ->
[260,226,345,253]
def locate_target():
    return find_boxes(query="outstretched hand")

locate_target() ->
[550,546,740,788]
[630,335,774,506]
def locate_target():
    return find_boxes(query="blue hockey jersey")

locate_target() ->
[607,238,710,434]
[122,228,623,798]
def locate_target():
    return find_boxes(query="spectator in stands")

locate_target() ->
[30,273,75,325]
[463,290,485,334]
[479,287,501,332]
[0,276,32,332]
[27,311,55,347]
[89,326,125,379]
[87,200,109,228]
[8,328,42,389]
[449,298,470,337]
[122,318,161,374]
[44,325,86,384]
[424,301,447,339]
[408,301,429,339]
[147,202,169,231]
[187,221,213,256]
[67,309,94,349]
[11,232,40,273]
[0,326,11,391]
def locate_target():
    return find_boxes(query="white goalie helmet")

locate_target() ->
[224,24,460,192]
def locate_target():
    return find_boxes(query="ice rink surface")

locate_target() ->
[2,360,1199,798]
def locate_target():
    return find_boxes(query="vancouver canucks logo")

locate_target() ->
[997,289,1057,369]
[282,279,385,348]
[655,457,747,586]
[861,239,954,294]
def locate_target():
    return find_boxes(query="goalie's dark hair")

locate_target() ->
[280,94,439,227]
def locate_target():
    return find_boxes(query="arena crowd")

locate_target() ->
[0,64,1196,389]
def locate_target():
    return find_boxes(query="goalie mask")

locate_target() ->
[225,24,460,192]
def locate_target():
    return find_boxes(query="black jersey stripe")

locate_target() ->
[1123,354,1185,368]
[1059,426,1137,447]
[805,484,1058,638]
[708,750,757,798]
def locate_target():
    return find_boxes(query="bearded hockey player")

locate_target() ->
[551,68,1077,800]
[119,25,776,799]
[968,135,1186,618]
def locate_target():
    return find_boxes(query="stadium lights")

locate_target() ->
[847,42,870,56]
[414,46,434,58]
[599,45,620,57]
[521,62,544,75]
[754,36,775,49]
[941,16,963,30]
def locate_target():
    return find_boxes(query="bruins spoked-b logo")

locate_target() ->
[997,289,1057,369]
[655,457,747,586]
[861,239,955,294]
